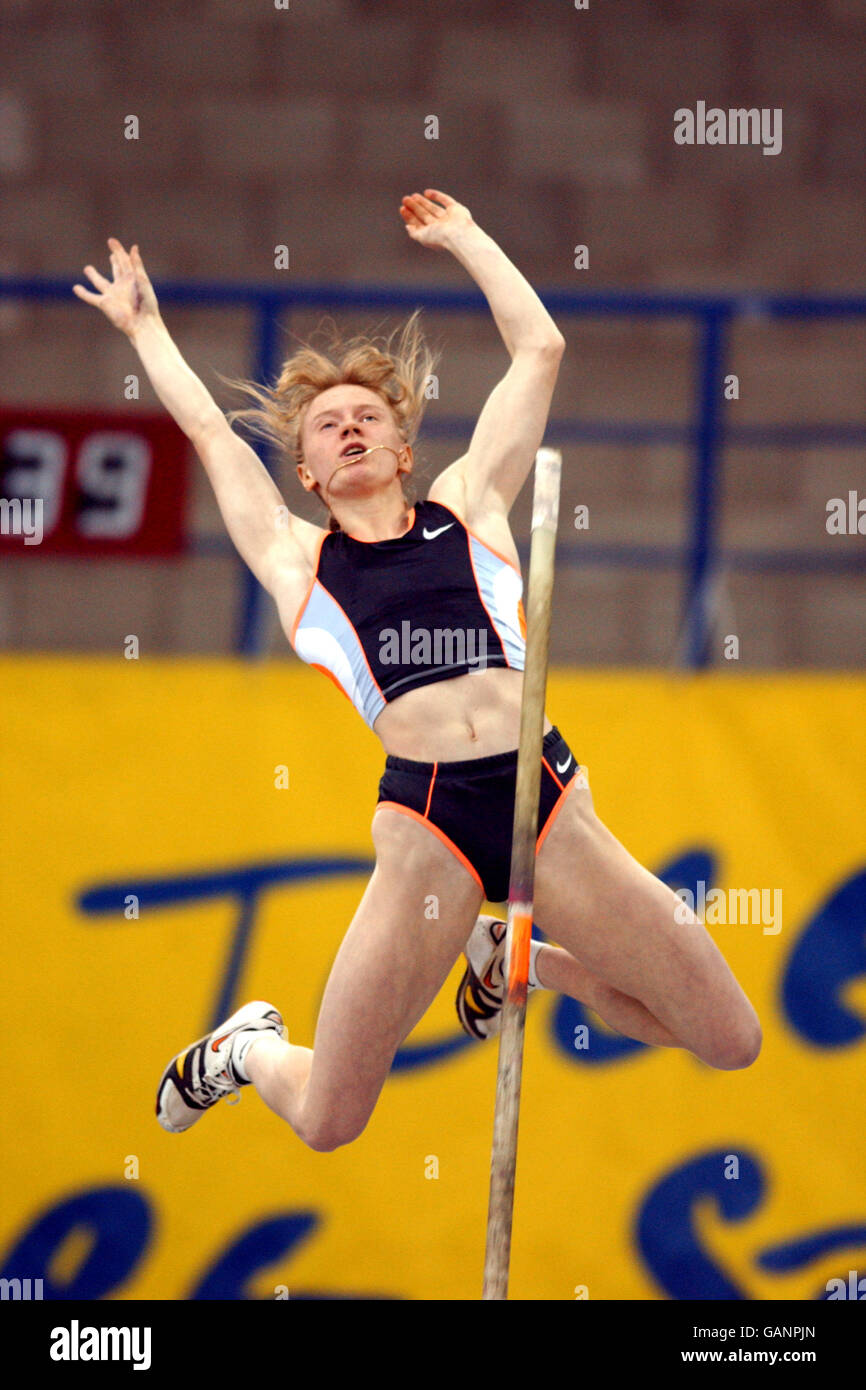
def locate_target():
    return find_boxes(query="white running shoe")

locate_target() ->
[156,1000,286,1133]
[456,915,541,1041]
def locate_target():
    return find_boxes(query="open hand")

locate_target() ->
[399,189,474,249]
[73,238,160,337]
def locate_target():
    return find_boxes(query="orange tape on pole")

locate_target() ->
[506,910,533,1007]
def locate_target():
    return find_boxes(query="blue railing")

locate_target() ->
[3,276,865,664]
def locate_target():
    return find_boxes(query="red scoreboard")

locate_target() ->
[0,407,190,555]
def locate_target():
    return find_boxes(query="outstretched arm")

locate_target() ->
[400,190,565,522]
[74,239,302,591]
[400,189,563,356]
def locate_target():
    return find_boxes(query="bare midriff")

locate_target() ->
[373,665,553,763]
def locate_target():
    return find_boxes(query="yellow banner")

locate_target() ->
[1,659,864,1300]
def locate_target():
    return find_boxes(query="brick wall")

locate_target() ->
[1,0,864,664]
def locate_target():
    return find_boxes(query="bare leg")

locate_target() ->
[535,943,682,1048]
[244,1032,313,1120]
[245,807,483,1150]
[533,784,762,1071]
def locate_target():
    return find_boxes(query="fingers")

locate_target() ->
[423,188,454,207]
[401,192,437,224]
[129,244,151,284]
[72,283,101,305]
[81,263,111,291]
[107,237,132,276]
[73,238,147,314]
[74,239,147,309]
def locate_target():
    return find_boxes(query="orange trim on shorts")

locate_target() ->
[374,800,484,892]
[541,754,565,792]
[535,777,577,856]
[424,762,438,818]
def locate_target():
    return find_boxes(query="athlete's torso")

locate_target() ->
[272,498,549,759]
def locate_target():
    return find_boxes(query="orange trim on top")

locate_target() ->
[464,529,512,670]
[433,501,522,576]
[341,507,416,545]
[374,801,484,891]
[294,560,385,702]
[289,528,329,647]
[318,586,385,698]
[311,662,354,704]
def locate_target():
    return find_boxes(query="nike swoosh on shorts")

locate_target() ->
[555,755,573,774]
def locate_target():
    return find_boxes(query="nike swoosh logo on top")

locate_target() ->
[422,523,455,539]
[555,755,573,774]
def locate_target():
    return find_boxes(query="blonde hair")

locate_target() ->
[219,309,440,529]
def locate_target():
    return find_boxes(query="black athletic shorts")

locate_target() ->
[375,726,585,903]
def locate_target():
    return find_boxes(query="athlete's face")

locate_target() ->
[296,385,412,503]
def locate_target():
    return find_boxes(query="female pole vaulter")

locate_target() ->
[73,190,761,1152]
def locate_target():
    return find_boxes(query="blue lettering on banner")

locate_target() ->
[77,850,866,1067]
[550,849,717,1065]
[636,1151,866,1301]
[2,848,862,1301]
[635,1149,764,1300]
[0,1187,152,1300]
[782,869,866,1046]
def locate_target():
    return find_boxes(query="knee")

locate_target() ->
[298,1116,367,1153]
[712,1017,763,1071]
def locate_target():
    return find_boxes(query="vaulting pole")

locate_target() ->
[482,446,562,1300]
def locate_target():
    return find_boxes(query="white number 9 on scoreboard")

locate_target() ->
[75,432,151,538]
